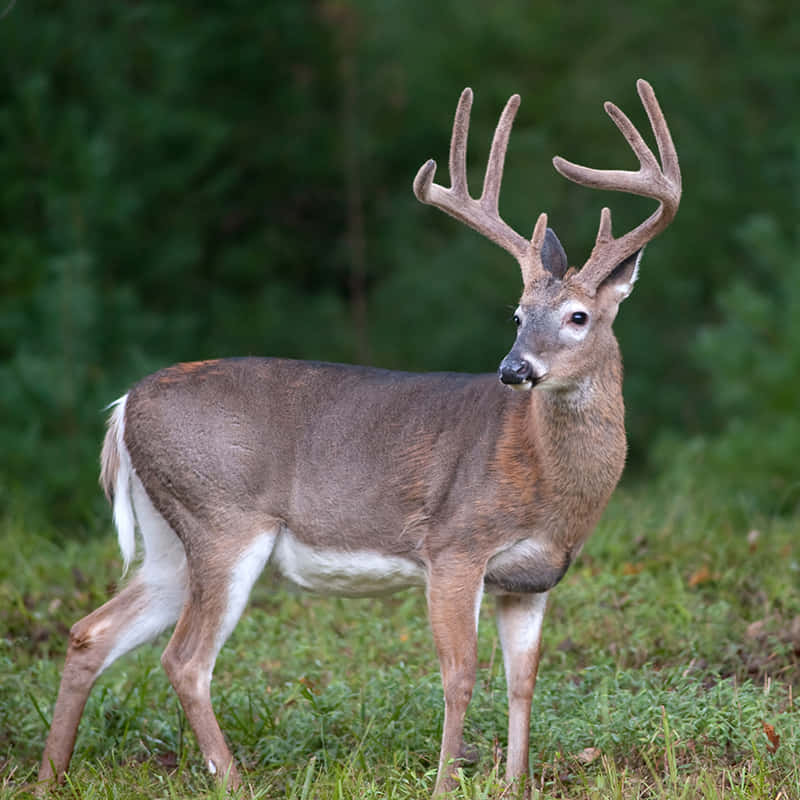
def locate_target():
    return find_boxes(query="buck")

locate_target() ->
[38,79,680,795]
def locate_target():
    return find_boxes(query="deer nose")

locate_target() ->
[499,357,535,386]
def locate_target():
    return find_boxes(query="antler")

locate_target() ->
[414,88,549,285]
[552,79,681,292]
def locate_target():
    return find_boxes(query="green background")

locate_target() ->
[1,0,797,533]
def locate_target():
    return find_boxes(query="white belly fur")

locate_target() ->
[270,528,426,596]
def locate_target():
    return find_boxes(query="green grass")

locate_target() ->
[1,480,798,799]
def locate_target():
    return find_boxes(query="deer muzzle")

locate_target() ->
[498,355,540,390]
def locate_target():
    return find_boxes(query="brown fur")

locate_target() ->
[39,80,679,798]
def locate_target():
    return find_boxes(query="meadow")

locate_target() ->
[2,477,798,799]
[1,3,799,798]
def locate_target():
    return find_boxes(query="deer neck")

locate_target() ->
[531,364,626,495]
[493,348,626,548]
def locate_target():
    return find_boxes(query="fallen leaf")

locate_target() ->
[746,619,767,639]
[688,565,713,587]
[575,747,602,765]
[622,562,645,576]
[298,675,317,693]
[747,529,760,552]
[762,721,780,753]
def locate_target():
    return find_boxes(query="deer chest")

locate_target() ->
[483,537,573,595]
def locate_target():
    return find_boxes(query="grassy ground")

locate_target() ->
[1,481,798,799]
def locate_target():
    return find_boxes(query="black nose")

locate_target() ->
[499,357,534,386]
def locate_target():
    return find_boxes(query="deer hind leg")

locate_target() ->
[426,563,485,796]
[495,591,549,787]
[159,526,276,789]
[38,486,187,786]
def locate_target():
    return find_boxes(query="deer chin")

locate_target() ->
[508,379,534,391]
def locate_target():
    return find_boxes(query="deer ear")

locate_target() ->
[541,228,568,279]
[598,247,643,302]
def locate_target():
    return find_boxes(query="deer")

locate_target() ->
[38,78,680,796]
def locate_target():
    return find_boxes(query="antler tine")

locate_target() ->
[552,79,681,292]
[638,79,680,189]
[480,93,521,215]
[414,88,545,280]
[448,87,472,198]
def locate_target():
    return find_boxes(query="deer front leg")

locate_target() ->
[426,564,484,796]
[495,592,548,786]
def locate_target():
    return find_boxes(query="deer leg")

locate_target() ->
[159,530,275,789]
[495,592,549,786]
[38,572,185,787]
[427,566,484,796]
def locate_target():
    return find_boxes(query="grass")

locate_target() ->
[1,478,798,799]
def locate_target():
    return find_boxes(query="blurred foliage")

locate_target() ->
[0,0,798,533]
[654,216,800,516]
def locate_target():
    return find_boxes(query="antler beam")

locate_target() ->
[414,88,548,285]
[552,79,682,291]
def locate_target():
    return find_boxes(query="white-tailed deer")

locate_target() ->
[39,79,680,795]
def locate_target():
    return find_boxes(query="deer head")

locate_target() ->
[414,79,681,393]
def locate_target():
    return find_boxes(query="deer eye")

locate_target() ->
[570,311,588,326]
[512,313,521,327]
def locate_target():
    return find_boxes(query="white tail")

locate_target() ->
[39,80,680,796]
[101,397,136,573]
